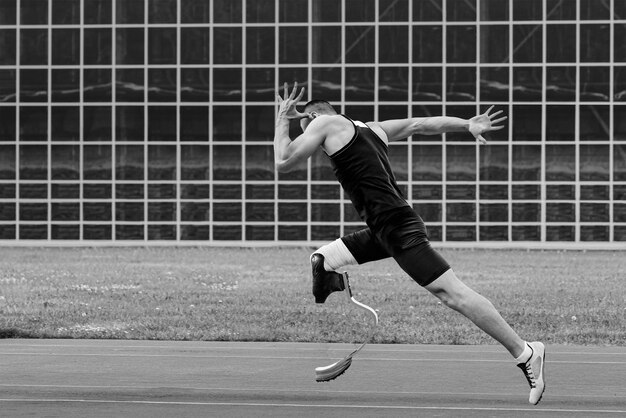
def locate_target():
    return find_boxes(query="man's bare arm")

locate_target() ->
[274,118,328,173]
[376,106,507,144]
[377,116,469,141]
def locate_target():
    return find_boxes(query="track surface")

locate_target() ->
[1,339,625,417]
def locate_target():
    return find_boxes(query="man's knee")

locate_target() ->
[433,288,468,312]
[426,270,474,312]
[313,239,357,271]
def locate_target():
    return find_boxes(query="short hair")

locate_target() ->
[304,99,337,114]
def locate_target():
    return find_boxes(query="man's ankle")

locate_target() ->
[514,342,532,363]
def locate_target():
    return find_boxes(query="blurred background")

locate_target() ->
[0,0,624,245]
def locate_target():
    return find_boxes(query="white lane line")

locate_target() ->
[1,343,624,356]
[0,351,625,364]
[1,384,624,400]
[0,398,624,414]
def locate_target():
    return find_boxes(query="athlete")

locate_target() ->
[274,82,545,405]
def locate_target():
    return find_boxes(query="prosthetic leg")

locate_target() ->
[315,273,379,382]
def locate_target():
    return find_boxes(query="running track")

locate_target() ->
[1,340,625,417]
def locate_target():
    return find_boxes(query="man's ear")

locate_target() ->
[309,111,319,119]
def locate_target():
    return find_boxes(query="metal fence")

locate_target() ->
[0,0,625,246]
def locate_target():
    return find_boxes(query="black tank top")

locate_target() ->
[328,115,410,225]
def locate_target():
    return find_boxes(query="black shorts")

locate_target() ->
[341,207,450,287]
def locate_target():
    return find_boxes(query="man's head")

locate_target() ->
[300,99,337,131]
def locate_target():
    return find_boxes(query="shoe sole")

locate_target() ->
[315,356,353,382]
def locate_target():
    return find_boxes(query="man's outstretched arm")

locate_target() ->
[377,106,507,144]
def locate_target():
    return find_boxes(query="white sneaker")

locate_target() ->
[517,341,546,405]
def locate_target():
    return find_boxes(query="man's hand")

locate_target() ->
[276,82,308,122]
[468,106,507,144]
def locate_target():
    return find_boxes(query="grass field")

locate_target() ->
[0,246,624,346]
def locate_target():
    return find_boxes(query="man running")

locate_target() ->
[274,82,546,405]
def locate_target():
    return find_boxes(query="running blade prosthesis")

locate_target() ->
[315,273,379,382]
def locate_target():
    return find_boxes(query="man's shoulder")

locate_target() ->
[319,114,350,123]
[317,115,356,155]
[309,114,351,132]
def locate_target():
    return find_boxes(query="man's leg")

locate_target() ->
[311,230,390,303]
[424,269,524,357]
[424,269,546,405]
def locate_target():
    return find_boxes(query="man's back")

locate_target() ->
[327,115,409,224]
